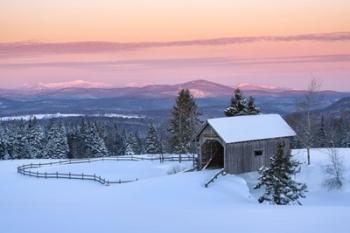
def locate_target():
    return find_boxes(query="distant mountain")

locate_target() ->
[23,80,113,91]
[14,79,347,100]
[0,79,348,118]
[12,79,349,100]
[318,96,350,116]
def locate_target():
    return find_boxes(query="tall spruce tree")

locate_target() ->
[225,89,259,116]
[125,135,135,155]
[255,142,307,205]
[9,121,30,159]
[246,96,260,115]
[80,120,108,158]
[316,116,328,147]
[45,120,69,159]
[26,117,45,159]
[0,124,10,160]
[132,132,143,155]
[168,89,201,154]
[145,124,161,154]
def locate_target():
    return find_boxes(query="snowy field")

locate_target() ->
[29,159,193,181]
[1,149,350,233]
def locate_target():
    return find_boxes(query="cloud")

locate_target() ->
[0,54,349,70]
[0,32,349,57]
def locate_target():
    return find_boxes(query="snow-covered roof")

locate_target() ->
[206,114,296,144]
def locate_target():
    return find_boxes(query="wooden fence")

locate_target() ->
[204,168,226,188]
[17,155,197,186]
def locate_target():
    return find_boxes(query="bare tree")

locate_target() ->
[323,147,344,190]
[297,77,322,165]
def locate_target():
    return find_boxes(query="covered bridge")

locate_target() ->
[196,114,296,174]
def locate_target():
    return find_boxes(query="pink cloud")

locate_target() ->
[1,32,350,58]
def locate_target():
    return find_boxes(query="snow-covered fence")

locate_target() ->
[204,169,226,188]
[17,160,138,186]
[16,155,196,186]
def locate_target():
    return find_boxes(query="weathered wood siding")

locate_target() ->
[224,137,292,174]
[197,124,293,174]
[197,124,224,168]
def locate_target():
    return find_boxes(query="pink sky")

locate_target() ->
[0,0,349,90]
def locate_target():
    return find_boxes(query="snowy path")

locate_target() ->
[1,149,350,233]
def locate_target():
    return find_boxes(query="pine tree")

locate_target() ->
[80,120,108,158]
[255,142,307,205]
[9,121,30,159]
[316,116,328,148]
[125,136,135,156]
[132,132,143,155]
[26,117,45,159]
[0,124,10,160]
[145,124,161,154]
[45,120,69,159]
[169,89,201,154]
[246,96,260,115]
[224,89,246,117]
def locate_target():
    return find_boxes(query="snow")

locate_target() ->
[0,113,144,121]
[207,114,296,143]
[25,80,113,90]
[30,159,193,181]
[1,149,350,233]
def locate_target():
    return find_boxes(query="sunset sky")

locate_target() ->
[1,0,350,90]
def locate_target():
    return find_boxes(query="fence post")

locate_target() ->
[45,172,47,178]
[69,172,71,179]
[56,172,58,179]
[119,179,121,184]
[37,171,39,177]
[82,173,84,180]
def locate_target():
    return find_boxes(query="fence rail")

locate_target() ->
[17,154,196,186]
[204,169,226,188]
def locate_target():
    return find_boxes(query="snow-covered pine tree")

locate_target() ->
[0,124,10,160]
[9,121,30,159]
[246,96,260,115]
[125,137,135,156]
[169,89,201,154]
[316,116,328,148]
[224,88,246,116]
[255,142,307,205]
[26,117,45,159]
[45,120,69,159]
[80,120,108,158]
[131,132,143,155]
[145,124,161,154]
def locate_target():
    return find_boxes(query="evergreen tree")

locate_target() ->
[168,89,201,154]
[224,88,246,117]
[80,120,108,158]
[145,124,161,154]
[115,130,127,155]
[246,96,260,115]
[9,121,30,159]
[45,120,69,159]
[132,132,143,155]
[255,143,307,205]
[316,116,328,148]
[224,89,260,117]
[26,117,45,159]
[0,125,10,160]
[125,136,135,156]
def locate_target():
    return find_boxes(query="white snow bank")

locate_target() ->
[1,149,350,233]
